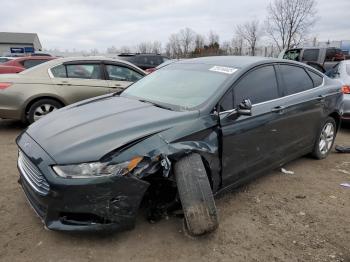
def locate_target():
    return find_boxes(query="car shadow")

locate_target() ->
[0,119,27,131]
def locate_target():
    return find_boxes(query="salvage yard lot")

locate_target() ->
[0,119,349,262]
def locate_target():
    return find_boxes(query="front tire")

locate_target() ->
[311,117,336,159]
[174,153,218,236]
[27,99,62,124]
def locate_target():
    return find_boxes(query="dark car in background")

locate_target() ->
[279,47,345,73]
[0,56,56,74]
[118,53,169,70]
[16,56,343,236]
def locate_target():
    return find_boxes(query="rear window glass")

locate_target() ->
[280,65,314,95]
[51,64,67,78]
[307,70,323,87]
[23,59,48,69]
[302,49,319,62]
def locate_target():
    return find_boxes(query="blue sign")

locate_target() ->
[24,47,34,53]
[10,47,24,53]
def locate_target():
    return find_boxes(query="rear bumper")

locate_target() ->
[17,132,150,232]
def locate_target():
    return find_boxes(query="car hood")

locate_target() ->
[25,95,199,164]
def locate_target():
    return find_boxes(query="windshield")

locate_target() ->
[121,63,234,110]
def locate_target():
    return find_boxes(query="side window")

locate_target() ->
[219,89,234,112]
[279,65,314,95]
[307,70,323,87]
[105,65,143,82]
[234,65,279,105]
[23,59,47,69]
[51,64,67,78]
[302,49,319,62]
[66,64,102,79]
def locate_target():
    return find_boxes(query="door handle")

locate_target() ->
[57,81,71,86]
[271,106,285,113]
[317,95,326,102]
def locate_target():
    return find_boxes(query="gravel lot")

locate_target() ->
[0,119,349,262]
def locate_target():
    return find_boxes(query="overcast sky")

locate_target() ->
[1,0,349,51]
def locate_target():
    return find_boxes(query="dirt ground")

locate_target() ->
[0,119,349,262]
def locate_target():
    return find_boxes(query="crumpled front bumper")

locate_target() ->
[17,132,150,232]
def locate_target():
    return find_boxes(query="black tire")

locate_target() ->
[174,153,218,236]
[311,117,336,159]
[27,99,63,124]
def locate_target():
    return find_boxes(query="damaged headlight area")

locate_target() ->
[52,156,144,179]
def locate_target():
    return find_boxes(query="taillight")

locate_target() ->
[0,82,12,90]
[342,85,350,94]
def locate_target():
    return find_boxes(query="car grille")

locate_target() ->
[18,151,50,195]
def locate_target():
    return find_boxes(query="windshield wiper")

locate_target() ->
[139,99,174,111]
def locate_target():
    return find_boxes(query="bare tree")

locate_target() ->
[119,46,131,53]
[265,0,317,51]
[136,42,153,53]
[167,33,183,58]
[194,34,206,50]
[208,30,220,46]
[179,28,196,56]
[151,41,162,54]
[235,20,260,56]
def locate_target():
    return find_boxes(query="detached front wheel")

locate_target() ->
[174,153,218,236]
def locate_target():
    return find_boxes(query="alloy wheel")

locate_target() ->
[33,104,57,121]
[318,122,335,155]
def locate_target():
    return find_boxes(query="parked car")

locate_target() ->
[145,59,178,73]
[279,47,345,73]
[0,56,56,74]
[16,56,343,236]
[326,60,350,121]
[118,53,169,70]
[0,57,145,123]
[0,57,16,64]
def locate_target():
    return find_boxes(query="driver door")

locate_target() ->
[220,65,284,187]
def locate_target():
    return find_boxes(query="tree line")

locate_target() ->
[106,0,317,58]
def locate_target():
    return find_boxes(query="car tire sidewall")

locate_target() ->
[312,117,336,159]
[27,99,62,124]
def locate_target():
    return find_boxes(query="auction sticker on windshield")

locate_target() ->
[209,66,238,74]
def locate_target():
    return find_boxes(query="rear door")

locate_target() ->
[51,62,113,104]
[103,63,144,93]
[273,63,325,158]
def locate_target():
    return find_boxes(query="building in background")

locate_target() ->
[0,32,42,56]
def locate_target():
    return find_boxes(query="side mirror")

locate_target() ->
[237,99,252,116]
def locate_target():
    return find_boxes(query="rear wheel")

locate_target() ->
[27,99,62,124]
[311,117,336,159]
[174,153,218,236]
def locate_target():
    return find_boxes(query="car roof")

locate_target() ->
[19,56,145,77]
[175,56,276,69]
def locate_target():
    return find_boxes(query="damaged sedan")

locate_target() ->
[16,56,343,236]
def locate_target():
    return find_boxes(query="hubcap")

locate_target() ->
[318,122,335,155]
[33,104,57,121]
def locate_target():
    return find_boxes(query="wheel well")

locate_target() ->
[329,112,341,131]
[25,96,65,115]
